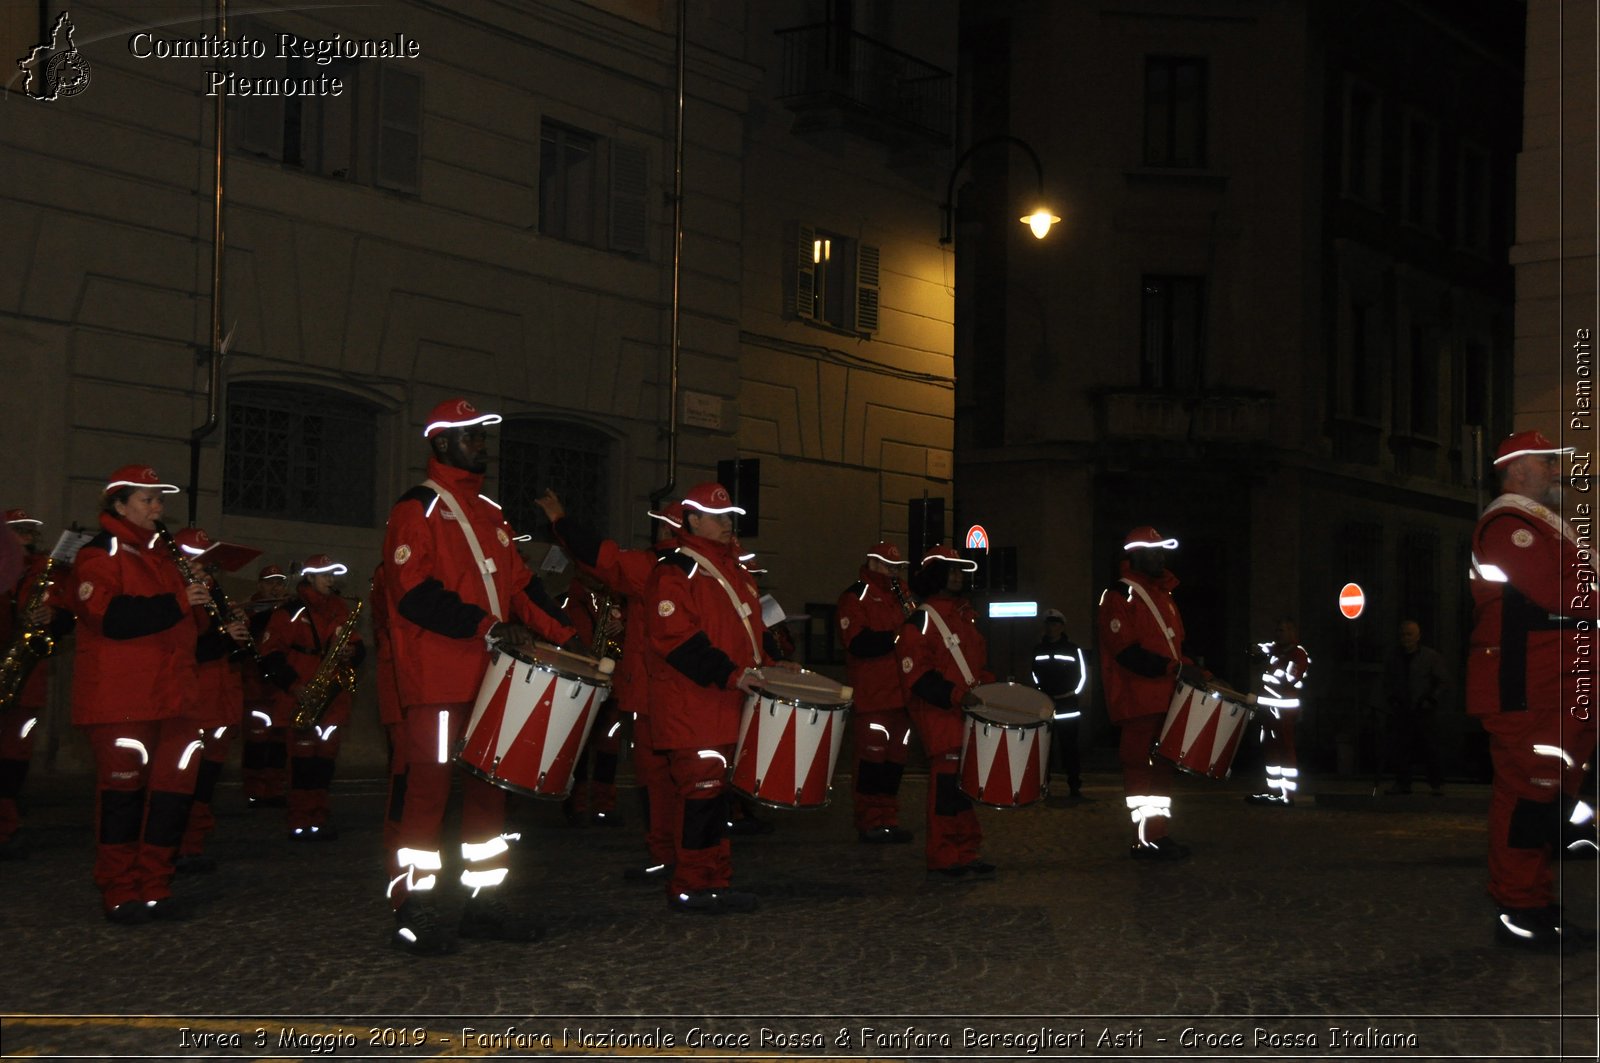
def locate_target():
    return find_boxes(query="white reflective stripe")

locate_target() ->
[859,584,871,601]
[1571,800,1595,826]
[395,927,418,943]
[317,724,338,741]
[686,561,700,580]
[437,710,450,764]
[1030,671,1042,686]
[476,494,502,510]
[387,872,409,899]
[1052,653,1072,661]
[422,412,502,436]
[697,749,728,769]
[180,544,204,556]
[177,739,204,771]
[1498,913,1536,939]
[1471,555,1510,583]
[19,717,38,739]
[290,606,307,624]
[251,710,273,726]
[114,738,150,765]
[1074,650,1087,694]
[461,867,509,890]
[1257,695,1300,709]
[1125,538,1179,550]
[920,611,930,634]
[397,847,443,871]
[425,495,440,519]
[1034,654,1051,663]
[902,730,912,746]
[461,836,509,863]
[500,831,522,843]
[1052,710,1081,721]
[1567,839,1599,853]
[412,873,437,891]
[1533,744,1576,768]
[869,723,891,739]
[607,722,621,739]
[1282,767,1300,778]
[682,500,747,516]
[109,537,121,556]
[211,727,228,740]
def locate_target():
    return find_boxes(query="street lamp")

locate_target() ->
[940,133,1060,246]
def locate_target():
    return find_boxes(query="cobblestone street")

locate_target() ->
[1,770,1595,1061]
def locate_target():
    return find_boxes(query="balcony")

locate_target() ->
[1095,388,1275,443]
[776,24,952,149]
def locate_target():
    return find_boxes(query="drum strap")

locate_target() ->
[1121,578,1178,661]
[921,605,976,687]
[423,479,503,622]
[675,545,762,666]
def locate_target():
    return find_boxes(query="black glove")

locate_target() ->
[1177,663,1207,688]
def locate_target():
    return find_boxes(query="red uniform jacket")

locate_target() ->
[369,564,401,728]
[381,459,576,708]
[552,516,662,717]
[644,532,770,750]
[1467,493,1597,717]
[192,621,245,729]
[898,592,993,712]
[837,567,911,713]
[70,513,203,724]
[1,550,75,711]
[270,584,365,727]
[1097,565,1191,723]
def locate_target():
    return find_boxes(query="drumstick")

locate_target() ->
[1206,679,1258,706]
[839,685,853,700]
[598,657,616,675]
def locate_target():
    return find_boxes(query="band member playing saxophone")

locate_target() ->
[836,541,916,845]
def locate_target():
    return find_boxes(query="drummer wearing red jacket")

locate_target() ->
[644,482,779,914]
[837,541,916,844]
[1096,525,1206,861]
[541,490,685,883]
[0,509,76,859]
[1468,430,1599,949]
[898,545,995,877]
[381,397,578,955]
[70,465,214,923]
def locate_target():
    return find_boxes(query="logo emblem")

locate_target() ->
[839,616,851,630]
[658,600,676,617]
[78,580,93,600]
[17,13,91,101]
[1512,528,1535,548]
[496,528,510,547]
[393,545,412,565]
[901,656,913,673]
[1109,619,1122,634]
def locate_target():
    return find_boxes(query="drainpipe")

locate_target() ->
[189,0,227,526]
[651,0,686,512]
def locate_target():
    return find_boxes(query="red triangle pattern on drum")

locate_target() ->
[458,666,516,779]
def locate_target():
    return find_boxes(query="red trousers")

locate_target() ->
[571,697,622,815]
[287,725,343,832]
[83,719,203,912]
[1482,709,1598,908]
[909,703,981,870]
[632,713,677,866]
[388,703,507,909]
[851,707,911,831]
[1119,714,1175,842]
[665,744,733,894]
[179,726,233,857]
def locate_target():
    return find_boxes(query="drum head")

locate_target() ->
[755,668,851,708]
[968,681,1053,726]
[493,640,612,685]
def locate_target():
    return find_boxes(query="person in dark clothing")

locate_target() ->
[1030,608,1088,801]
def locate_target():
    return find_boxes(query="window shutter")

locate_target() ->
[784,221,816,320]
[608,142,649,256]
[233,44,285,159]
[855,242,881,335]
[376,66,422,193]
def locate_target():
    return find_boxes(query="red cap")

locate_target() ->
[301,553,349,576]
[1124,525,1179,550]
[104,464,180,495]
[920,545,978,571]
[866,541,905,566]
[1494,429,1574,467]
[258,565,287,581]
[171,526,214,556]
[681,482,745,516]
[423,397,502,439]
[4,509,40,527]
[648,500,686,529]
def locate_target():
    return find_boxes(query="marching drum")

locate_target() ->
[456,641,613,799]
[958,682,1055,808]
[1153,679,1254,779]
[731,669,853,809]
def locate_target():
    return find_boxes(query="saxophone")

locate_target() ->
[589,589,624,660]
[292,599,363,729]
[0,558,61,711]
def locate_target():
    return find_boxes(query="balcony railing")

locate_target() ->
[776,24,952,147]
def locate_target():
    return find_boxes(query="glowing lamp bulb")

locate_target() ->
[1022,209,1061,240]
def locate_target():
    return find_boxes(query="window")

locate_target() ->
[497,419,611,540]
[1140,276,1205,390]
[232,24,422,191]
[223,383,380,526]
[1348,301,1378,419]
[1343,80,1381,204]
[539,119,650,255]
[1143,56,1207,168]
[784,222,881,335]
[1398,530,1439,640]
[1402,111,1438,230]
[1405,324,1439,437]
[1457,143,1491,253]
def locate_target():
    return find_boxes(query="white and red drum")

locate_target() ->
[1153,679,1254,779]
[958,682,1054,808]
[731,670,853,809]
[456,641,613,799]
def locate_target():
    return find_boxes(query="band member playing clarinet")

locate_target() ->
[70,465,212,923]
[380,398,577,955]
[898,545,995,878]
[836,541,916,844]
[1097,526,1207,861]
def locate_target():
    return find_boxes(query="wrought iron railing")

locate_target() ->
[776,23,952,145]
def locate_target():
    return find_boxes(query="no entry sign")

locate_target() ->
[1338,582,1366,619]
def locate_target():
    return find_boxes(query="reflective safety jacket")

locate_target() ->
[1256,640,1310,712]
[836,566,911,714]
[552,516,664,717]
[1030,634,1088,719]
[1096,565,1190,723]
[898,592,993,713]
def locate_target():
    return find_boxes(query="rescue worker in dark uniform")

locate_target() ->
[1245,617,1310,807]
[1030,608,1088,801]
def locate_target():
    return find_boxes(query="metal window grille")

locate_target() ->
[498,420,610,539]
[223,384,379,526]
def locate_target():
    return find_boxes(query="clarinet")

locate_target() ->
[152,521,227,629]
[890,576,917,619]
